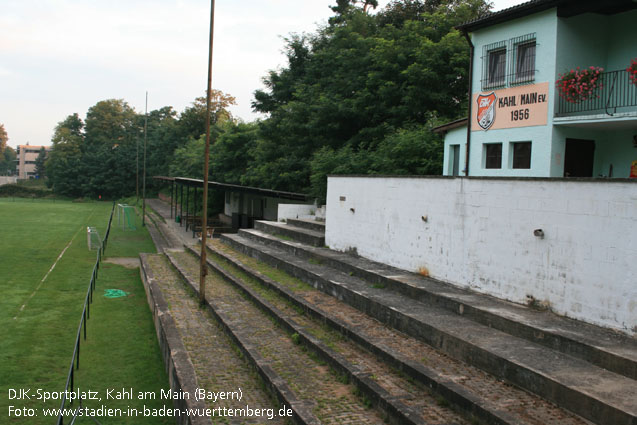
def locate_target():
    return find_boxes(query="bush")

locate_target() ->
[0,183,52,198]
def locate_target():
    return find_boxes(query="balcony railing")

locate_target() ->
[556,69,637,117]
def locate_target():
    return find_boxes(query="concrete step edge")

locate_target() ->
[139,254,214,425]
[237,227,637,381]
[220,233,637,425]
[165,251,321,425]
[285,218,326,233]
[254,221,325,247]
[199,244,534,425]
[188,245,429,425]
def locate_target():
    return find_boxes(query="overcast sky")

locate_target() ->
[1,0,522,148]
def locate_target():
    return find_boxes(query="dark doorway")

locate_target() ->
[451,145,460,176]
[564,139,595,177]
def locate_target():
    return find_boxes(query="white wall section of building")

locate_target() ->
[325,176,637,334]
[278,203,318,222]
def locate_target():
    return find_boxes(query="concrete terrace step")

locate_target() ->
[165,250,388,425]
[254,220,325,247]
[189,244,472,425]
[162,252,321,424]
[202,242,593,425]
[237,227,637,382]
[145,208,183,251]
[139,254,213,425]
[220,232,637,425]
[285,218,326,233]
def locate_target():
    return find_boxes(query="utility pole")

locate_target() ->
[136,124,139,204]
[142,91,148,226]
[199,0,215,306]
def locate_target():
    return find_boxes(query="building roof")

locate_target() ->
[457,0,637,32]
[17,145,51,150]
[432,118,468,134]
[154,176,312,202]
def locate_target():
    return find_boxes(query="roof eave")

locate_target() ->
[432,118,468,134]
[456,0,560,32]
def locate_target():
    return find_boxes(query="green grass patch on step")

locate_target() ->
[210,240,312,293]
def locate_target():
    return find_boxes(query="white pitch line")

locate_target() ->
[14,239,74,316]
[13,206,98,320]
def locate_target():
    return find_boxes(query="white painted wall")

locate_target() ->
[0,176,18,186]
[278,203,317,222]
[326,176,637,334]
[224,191,315,222]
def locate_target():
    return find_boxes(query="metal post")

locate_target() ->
[193,187,198,238]
[186,185,190,229]
[136,131,139,204]
[200,0,215,306]
[171,180,174,218]
[142,92,148,227]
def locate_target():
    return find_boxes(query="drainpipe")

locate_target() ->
[462,29,474,176]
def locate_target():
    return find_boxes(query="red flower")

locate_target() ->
[556,66,604,103]
[627,58,637,85]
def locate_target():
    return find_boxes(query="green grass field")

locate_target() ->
[1,199,172,424]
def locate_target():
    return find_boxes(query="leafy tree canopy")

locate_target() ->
[34,147,47,179]
[248,0,488,198]
[46,114,87,195]
[42,0,492,204]
[176,90,237,142]
[0,146,16,176]
[0,123,8,153]
[45,90,236,199]
[0,123,9,173]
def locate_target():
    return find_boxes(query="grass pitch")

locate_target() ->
[1,199,172,424]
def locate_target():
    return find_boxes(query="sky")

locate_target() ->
[1,0,522,149]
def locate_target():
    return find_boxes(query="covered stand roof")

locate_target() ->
[154,176,312,202]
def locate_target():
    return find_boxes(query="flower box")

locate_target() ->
[556,66,603,103]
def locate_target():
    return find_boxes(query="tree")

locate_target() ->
[44,92,238,198]
[0,146,16,176]
[0,123,9,174]
[34,147,47,179]
[0,123,7,153]
[378,0,490,27]
[82,99,140,198]
[46,114,85,196]
[175,90,236,143]
[249,0,487,199]
[144,106,179,186]
[330,0,379,24]
[210,121,259,185]
[309,145,370,202]
[169,137,206,179]
[168,121,229,180]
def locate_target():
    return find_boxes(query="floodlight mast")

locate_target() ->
[199,0,215,306]
[142,91,148,227]
[136,129,139,203]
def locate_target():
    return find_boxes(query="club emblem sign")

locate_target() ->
[476,92,497,130]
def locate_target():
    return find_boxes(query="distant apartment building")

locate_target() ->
[16,145,51,179]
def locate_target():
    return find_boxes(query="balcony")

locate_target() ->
[555,69,637,117]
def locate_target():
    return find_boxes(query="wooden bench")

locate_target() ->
[183,215,202,231]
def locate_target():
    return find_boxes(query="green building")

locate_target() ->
[438,0,637,178]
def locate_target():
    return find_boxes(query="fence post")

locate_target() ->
[57,198,116,424]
